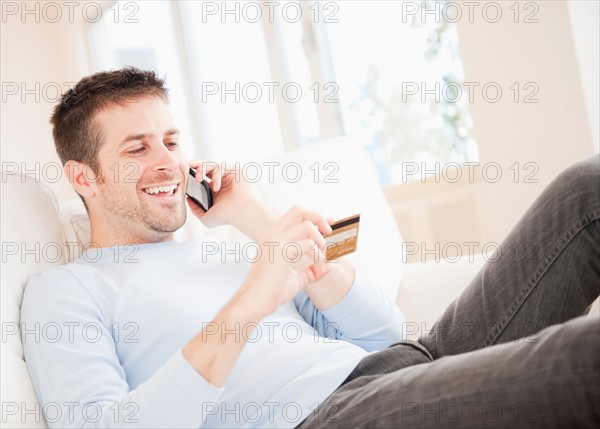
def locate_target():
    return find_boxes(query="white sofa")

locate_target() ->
[1,138,596,428]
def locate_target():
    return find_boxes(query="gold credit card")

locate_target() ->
[323,214,360,261]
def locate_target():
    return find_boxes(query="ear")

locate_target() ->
[64,161,99,200]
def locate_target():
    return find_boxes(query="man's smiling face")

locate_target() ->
[88,95,189,244]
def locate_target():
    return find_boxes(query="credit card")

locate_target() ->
[323,214,360,261]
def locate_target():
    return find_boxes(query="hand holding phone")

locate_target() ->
[186,168,213,211]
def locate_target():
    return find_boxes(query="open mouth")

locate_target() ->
[141,183,180,198]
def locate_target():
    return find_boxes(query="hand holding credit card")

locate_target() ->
[322,214,360,261]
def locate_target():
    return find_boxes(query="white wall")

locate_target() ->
[455,0,596,242]
[568,0,600,153]
[1,7,92,201]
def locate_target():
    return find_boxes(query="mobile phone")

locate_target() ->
[186,168,213,211]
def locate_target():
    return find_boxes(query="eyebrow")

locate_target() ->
[120,128,180,146]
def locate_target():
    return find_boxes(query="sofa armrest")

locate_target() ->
[396,254,600,342]
[395,254,486,340]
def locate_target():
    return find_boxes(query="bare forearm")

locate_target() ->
[303,259,356,310]
[182,293,265,387]
[231,201,280,242]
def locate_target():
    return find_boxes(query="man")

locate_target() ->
[21,67,599,428]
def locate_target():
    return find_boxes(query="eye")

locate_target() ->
[127,146,145,155]
[166,141,179,150]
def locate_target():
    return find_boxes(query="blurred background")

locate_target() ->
[2,0,598,261]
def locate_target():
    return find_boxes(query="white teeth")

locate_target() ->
[143,184,177,195]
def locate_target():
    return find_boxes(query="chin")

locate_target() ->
[147,208,187,234]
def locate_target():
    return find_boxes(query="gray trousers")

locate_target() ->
[297,155,600,428]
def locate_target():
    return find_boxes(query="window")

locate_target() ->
[178,1,285,162]
[88,1,196,157]
[319,0,478,184]
[89,0,477,183]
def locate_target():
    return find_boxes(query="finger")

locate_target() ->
[311,256,332,280]
[275,206,332,236]
[189,159,202,175]
[189,159,208,183]
[205,163,222,192]
[284,239,325,267]
[289,220,328,252]
[190,160,220,183]
[297,246,331,281]
[272,220,326,255]
[306,210,333,236]
[197,163,211,183]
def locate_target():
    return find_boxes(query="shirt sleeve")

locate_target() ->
[293,268,405,352]
[20,267,223,429]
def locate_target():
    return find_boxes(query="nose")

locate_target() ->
[151,143,179,172]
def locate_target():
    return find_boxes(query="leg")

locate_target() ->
[339,340,433,385]
[419,155,600,358]
[298,314,600,428]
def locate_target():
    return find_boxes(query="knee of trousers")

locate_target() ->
[548,155,600,212]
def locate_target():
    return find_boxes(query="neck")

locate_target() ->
[88,232,175,249]
[88,215,175,248]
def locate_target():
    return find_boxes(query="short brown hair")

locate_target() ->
[50,67,169,180]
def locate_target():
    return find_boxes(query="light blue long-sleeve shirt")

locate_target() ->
[20,239,405,428]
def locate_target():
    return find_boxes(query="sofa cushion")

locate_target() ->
[1,172,66,428]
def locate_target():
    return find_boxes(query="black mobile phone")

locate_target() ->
[186,168,213,211]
